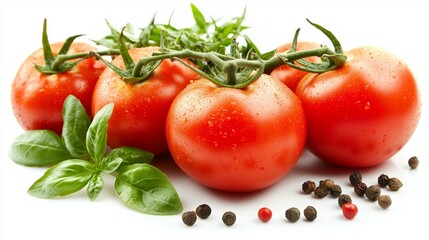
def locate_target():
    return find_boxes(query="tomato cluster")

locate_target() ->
[10,28,421,193]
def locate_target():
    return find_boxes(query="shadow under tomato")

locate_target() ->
[291,149,399,182]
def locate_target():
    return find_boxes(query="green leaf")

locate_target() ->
[106,147,153,167]
[191,3,207,31]
[87,173,104,201]
[62,95,91,159]
[99,157,123,174]
[28,159,96,198]
[9,130,72,166]
[86,103,114,163]
[114,163,182,215]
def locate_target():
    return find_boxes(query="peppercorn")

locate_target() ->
[354,182,367,197]
[349,171,362,186]
[338,194,352,207]
[378,174,390,188]
[303,206,317,221]
[378,195,392,209]
[182,211,197,226]
[365,185,381,201]
[408,156,419,169]
[195,204,212,219]
[302,180,316,194]
[222,211,236,226]
[388,177,403,191]
[321,178,335,190]
[285,207,300,222]
[330,184,342,198]
[313,186,329,198]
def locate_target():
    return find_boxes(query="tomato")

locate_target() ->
[341,203,358,219]
[92,47,199,156]
[270,41,320,92]
[295,46,421,168]
[166,74,306,192]
[11,42,105,135]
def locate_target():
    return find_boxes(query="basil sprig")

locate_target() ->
[9,95,182,215]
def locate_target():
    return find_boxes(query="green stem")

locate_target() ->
[263,46,336,74]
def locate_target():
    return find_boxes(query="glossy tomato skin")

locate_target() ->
[296,46,421,168]
[270,41,320,92]
[166,74,307,192]
[11,42,105,135]
[92,47,199,156]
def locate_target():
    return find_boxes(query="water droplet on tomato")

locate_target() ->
[364,101,371,110]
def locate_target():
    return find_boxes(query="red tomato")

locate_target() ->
[11,42,105,135]
[92,47,199,156]
[166,74,307,192]
[295,46,421,167]
[270,41,320,92]
[341,203,358,219]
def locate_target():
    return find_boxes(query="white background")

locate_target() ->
[1,0,427,239]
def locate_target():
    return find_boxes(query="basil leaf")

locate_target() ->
[28,159,96,198]
[86,103,114,163]
[62,95,91,159]
[9,130,72,166]
[106,147,153,167]
[99,157,123,174]
[114,163,182,215]
[87,173,104,201]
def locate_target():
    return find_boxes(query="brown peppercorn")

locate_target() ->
[303,206,317,221]
[302,180,316,194]
[378,174,390,188]
[408,156,419,169]
[330,184,342,198]
[338,194,352,207]
[196,204,212,219]
[349,171,362,186]
[365,185,381,201]
[285,207,300,222]
[313,186,329,198]
[378,195,392,209]
[321,179,335,190]
[388,177,403,191]
[222,211,236,226]
[354,182,367,197]
[182,211,197,226]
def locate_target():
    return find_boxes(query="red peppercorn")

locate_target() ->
[257,207,272,222]
[341,203,358,219]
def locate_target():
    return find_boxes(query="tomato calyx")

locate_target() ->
[34,19,118,75]
[264,19,346,74]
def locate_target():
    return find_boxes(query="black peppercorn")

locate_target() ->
[196,204,212,219]
[338,194,352,207]
[222,211,236,226]
[329,184,342,198]
[354,182,367,196]
[378,195,392,209]
[303,206,317,221]
[388,177,403,191]
[365,185,381,201]
[349,171,362,186]
[302,180,316,194]
[321,178,335,190]
[182,211,197,226]
[285,207,300,222]
[313,186,329,198]
[378,174,390,188]
[408,156,419,169]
